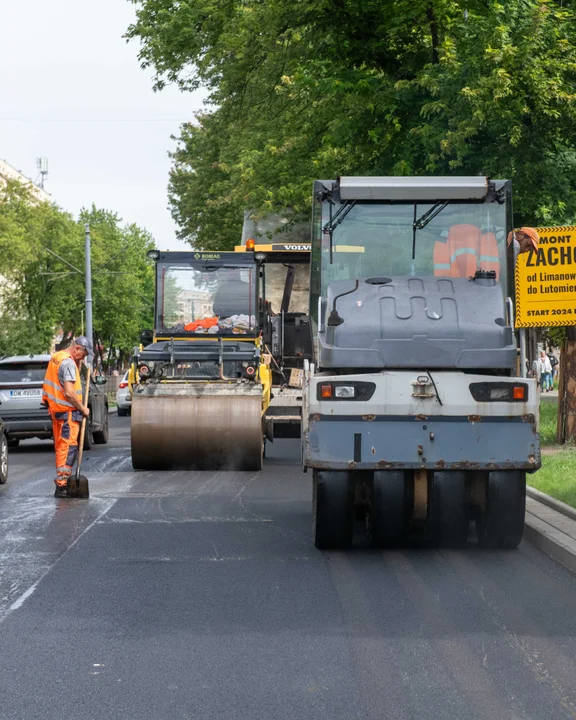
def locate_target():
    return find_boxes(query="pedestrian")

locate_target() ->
[532,355,543,388]
[41,337,92,498]
[548,352,559,389]
[539,350,552,392]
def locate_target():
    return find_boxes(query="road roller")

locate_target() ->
[131,240,314,471]
[302,176,541,549]
[131,249,272,470]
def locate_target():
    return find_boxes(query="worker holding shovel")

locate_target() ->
[42,337,92,498]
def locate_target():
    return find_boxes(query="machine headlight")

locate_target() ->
[317,382,375,401]
[334,386,355,398]
[147,250,160,260]
[469,382,527,402]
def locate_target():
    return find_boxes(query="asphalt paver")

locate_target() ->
[1,415,576,719]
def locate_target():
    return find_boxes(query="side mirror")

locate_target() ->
[140,329,154,346]
[94,376,107,386]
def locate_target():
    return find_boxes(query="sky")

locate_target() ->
[0,0,206,250]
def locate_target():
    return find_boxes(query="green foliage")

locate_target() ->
[540,399,559,446]
[0,182,154,359]
[127,0,576,247]
[544,327,567,348]
[531,449,576,508]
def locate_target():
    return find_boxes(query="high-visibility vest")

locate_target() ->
[433,224,500,279]
[42,350,83,413]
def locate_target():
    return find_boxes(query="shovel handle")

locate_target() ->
[76,368,91,480]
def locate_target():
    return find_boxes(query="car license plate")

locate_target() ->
[9,389,42,398]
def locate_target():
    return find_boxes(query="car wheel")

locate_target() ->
[117,407,128,417]
[7,437,20,448]
[0,433,8,484]
[83,413,94,451]
[93,407,109,444]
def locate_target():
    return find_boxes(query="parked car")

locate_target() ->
[0,419,8,485]
[0,354,109,450]
[116,371,132,416]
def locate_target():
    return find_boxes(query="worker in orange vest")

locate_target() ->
[507,226,540,255]
[433,224,501,278]
[42,337,92,498]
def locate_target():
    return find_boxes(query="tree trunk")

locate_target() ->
[426,6,439,64]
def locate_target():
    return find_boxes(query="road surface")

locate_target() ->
[1,414,576,719]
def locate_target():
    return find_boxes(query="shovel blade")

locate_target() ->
[67,474,90,499]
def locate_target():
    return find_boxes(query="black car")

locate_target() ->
[0,354,109,450]
[0,419,8,485]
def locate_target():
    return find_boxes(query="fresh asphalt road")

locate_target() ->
[1,415,576,720]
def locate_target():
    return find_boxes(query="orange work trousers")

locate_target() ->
[50,410,81,487]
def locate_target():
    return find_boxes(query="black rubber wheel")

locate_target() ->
[117,407,128,417]
[6,437,19,449]
[476,471,526,549]
[0,433,8,484]
[427,471,470,547]
[313,470,354,549]
[371,470,410,547]
[93,408,109,444]
[83,414,93,451]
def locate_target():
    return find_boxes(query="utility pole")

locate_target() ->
[85,224,93,364]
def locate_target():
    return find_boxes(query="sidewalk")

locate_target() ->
[540,388,558,400]
[525,487,576,574]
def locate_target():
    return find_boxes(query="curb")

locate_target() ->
[524,516,576,575]
[526,485,576,522]
[525,486,576,575]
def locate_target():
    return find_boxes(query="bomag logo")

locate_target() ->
[194,252,221,260]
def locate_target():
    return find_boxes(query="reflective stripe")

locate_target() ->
[44,378,82,396]
[450,248,477,263]
[479,255,499,263]
[434,263,451,270]
[43,388,75,408]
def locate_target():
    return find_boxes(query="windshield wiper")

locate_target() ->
[323,200,357,265]
[411,201,449,260]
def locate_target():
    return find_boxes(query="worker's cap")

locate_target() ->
[518,227,540,250]
[74,336,93,354]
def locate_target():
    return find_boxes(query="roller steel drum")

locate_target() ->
[131,384,263,471]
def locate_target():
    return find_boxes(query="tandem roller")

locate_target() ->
[131,384,264,471]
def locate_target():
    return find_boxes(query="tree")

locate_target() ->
[127,0,576,247]
[0,182,155,360]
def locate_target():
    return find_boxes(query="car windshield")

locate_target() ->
[157,264,257,335]
[0,363,47,383]
[319,201,508,298]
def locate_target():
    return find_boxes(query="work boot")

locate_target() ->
[54,484,68,498]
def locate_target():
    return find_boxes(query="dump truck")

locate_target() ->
[302,176,540,549]
[130,242,312,471]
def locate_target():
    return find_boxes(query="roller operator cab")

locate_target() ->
[303,177,540,549]
[131,251,270,471]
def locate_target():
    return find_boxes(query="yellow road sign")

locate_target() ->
[516,226,576,327]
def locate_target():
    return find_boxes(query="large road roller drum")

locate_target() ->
[131,384,264,471]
